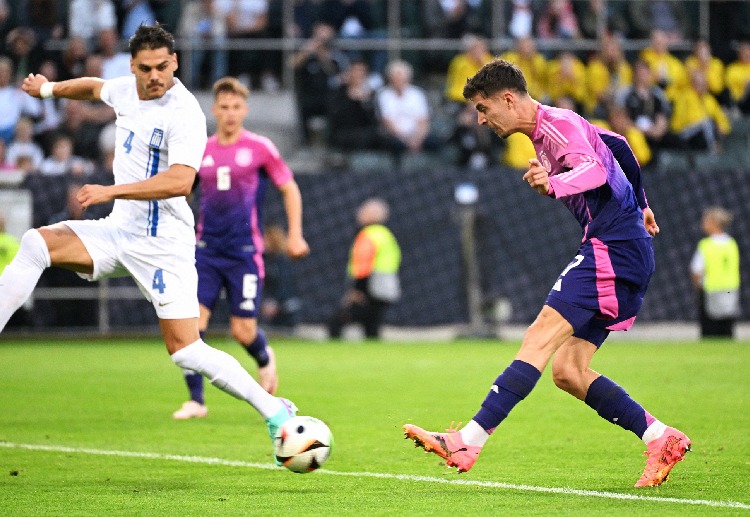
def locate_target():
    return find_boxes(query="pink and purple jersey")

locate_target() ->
[196,129,293,266]
[531,104,650,243]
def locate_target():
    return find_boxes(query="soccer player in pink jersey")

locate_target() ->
[403,59,690,487]
[172,77,310,420]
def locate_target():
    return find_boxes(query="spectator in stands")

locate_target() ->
[43,181,99,327]
[34,59,64,152]
[290,0,322,39]
[292,21,349,144]
[179,0,228,89]
[97,28,131,80]
[606,106,652,168]
[536,0,579,40]
[0,139,14,171]
[13,155,35,175]
[639,29,688,99]
[60,55,116,160]
[452,100,494,170]
[0,0,9,54]
[575,0,629,40]
[260,225,302,331]
[319,0,386,77]
[68,0,117,47]
[502,131,537,170]
[546,51,587,111]
[57,36,89,81]
[445,34,493,106]
[328,198,401,340]
[376,59,441,161]
[669,69,731,154]
[6,117,44,171]
[0,56,41,143]
[120,0,158,39]
[618,59,672,158]
[500,37,548,102]
[725,40,750,115]
[507,0,533,39]
[690,207,741,339]
[327,58,381,152]
[424,0,484,39]
[586,35,632,118]
[5,27,39,83]
[685,39,726,105]
[627,0,690,41]
[21,0,65,61]
[220,0,278,91]
[39,133,92,177]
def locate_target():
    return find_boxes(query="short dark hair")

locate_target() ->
[463,59,528,100]
[128,24,175,57]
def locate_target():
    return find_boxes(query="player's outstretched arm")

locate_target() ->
[22,73,105,101]
[77,164,197,209]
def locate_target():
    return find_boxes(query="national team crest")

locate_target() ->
[235,148,253,167]
[150,128,164,148]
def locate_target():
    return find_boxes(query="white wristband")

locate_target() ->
[39,81,56,99]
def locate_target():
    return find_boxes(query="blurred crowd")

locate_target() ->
[0,1,749,190]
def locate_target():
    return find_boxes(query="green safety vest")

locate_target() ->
[698,236,740,293]
[348,224,401,276]
[0,232,20,274]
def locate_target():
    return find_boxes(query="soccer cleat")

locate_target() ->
[266,398,298,442]
[267,398,298,466]
[172,400,208,420]
[403,423,481,473]
[258,346,279,395]
[634,427,692,487]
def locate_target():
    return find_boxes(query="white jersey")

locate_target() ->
[99,76,207,244]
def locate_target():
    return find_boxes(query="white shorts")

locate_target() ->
[65,218,199,320]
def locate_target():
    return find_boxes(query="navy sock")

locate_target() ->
[183,330,206,404]
[245,328,270,367]
[584,376,648,438]
[473,360,541,433]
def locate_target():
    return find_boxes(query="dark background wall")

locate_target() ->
[261,166,750,326]
[11,166,750,329]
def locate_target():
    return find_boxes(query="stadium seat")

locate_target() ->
[348,151,395,174]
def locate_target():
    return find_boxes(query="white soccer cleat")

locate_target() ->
[172,400,208,420]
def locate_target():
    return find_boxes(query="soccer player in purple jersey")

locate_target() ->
[172,76,310,420]
[403,59,691,487]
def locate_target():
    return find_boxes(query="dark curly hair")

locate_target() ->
[128,23,175,57]
[463,59,528,100]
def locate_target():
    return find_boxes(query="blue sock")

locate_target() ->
[184,331,206,404]
[473,360,541,433]
[245,328,270,367]
[584,376,648,438]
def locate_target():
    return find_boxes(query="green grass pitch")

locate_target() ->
[1,337,749,516]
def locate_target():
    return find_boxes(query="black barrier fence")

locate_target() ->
[5,166,749,330]
[261,166,750,326]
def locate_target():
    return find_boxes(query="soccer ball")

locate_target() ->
[274,416,333,473]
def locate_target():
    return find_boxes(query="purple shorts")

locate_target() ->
[545,237,654,347]
[196,248,264,318]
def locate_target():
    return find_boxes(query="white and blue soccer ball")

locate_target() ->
[274,416,333,473]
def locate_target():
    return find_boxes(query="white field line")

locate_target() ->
[2,441,749,510]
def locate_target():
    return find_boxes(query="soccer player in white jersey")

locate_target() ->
[172,77,310,420]
[1,24,297,456]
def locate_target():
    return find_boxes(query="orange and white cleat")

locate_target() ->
[635,427,691,487]
[403,423,481,473]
